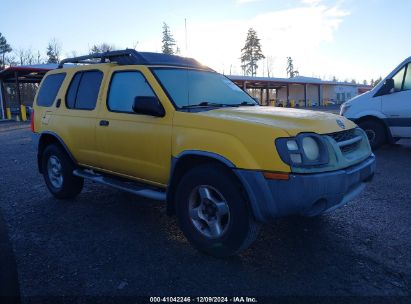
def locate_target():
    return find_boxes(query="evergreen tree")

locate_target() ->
[89,43,115,54]
[46,44,58,63]
[46,39,61,64]
[286,57,299,78]
[373,76,382,87]
[162,22,176,55]
[240,28,265,76]
[0,32,12,69]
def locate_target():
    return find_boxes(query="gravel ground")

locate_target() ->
[0,122,410,303]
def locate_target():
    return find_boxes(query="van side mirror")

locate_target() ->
[377,78,394,96]
[132,96,165,117]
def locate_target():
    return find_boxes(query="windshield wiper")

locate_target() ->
[181,101,238,109]
[234,101,257,106]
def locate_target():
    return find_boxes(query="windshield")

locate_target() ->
[151,68,257,109]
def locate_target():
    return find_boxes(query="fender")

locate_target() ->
[348,113,394,143]
[37,131,77,173]
[166,150,266,222]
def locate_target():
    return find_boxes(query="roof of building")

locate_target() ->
[228,75,372,88]
[0,64,58,83]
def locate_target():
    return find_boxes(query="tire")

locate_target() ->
[358,120,386,150]
[175,163,261,257]
[42,144,83,199]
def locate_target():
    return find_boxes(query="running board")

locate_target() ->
[73,169,166,201]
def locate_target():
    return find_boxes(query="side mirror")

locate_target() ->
[377,78,394,96]
[132,96,165,117]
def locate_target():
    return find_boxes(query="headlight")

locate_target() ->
[302,137,320,160]
[276,134,328,167]
[340,102,351,116]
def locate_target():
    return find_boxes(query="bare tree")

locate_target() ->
[36,50,43,64]
[266,56,275,77]
[16,47,35,65]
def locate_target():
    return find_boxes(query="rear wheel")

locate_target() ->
[175,163,261,257]
[358,120,386,150]
[42,144,83,199]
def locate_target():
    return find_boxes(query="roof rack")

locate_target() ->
[58,49,212,70]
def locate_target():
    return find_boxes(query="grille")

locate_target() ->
[327,128,361,154]
[327,128,356,143]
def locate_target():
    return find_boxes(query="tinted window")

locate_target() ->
[108,71,156,112]
[66,71,103,110]
[403,64,411,91]
[392,66,405,92]
[36,73,66,107]
[66,73,82,109]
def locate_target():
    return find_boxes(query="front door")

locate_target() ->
[381,63,411,138]
[96,67,173,187]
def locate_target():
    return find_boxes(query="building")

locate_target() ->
[0,64,57,120]
[228,75,372,107]
[0,64,373,120]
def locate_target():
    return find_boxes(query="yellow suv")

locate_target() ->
[32,49,376,257]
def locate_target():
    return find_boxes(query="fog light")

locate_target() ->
[290,153,302,164]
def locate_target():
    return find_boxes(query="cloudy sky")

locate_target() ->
[2,0,410,82]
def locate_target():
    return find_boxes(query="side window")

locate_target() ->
[66,71,103,110]
[392,66,405,92]
[403,64,411,91]
[36,73,66,107]
[66,73,82,109]
[108,71,156,112]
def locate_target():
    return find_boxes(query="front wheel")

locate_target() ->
[42,144,84,199]
[358,120,386,150]
[175,163,261,257]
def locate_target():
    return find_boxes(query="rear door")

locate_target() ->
[381,63,411,138]
[52,69,104,167]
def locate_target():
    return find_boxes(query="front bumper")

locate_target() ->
[234,154,376,222]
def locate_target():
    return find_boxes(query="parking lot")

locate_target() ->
[0,121,410,301]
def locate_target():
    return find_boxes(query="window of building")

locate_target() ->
[66,71,103,110]
[107,71,156,112]
[36,73,66,107]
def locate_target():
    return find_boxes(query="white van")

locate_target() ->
[340,56,411,149]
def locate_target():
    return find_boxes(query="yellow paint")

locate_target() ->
[33,63,357,186]
[6,107,11,119]
[290,100,295,108]
[20,105,27,121]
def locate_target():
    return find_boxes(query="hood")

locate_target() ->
[348,90,371,104]
[198,106,356,136]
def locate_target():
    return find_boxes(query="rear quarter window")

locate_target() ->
[36,73,66,107]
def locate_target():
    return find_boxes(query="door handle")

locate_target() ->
[99,120,109,126]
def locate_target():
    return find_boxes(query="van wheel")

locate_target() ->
[175,163,261,257]
[42,144,83,199]
[358,120,386,150]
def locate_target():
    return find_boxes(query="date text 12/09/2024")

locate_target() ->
[149,296,258,303]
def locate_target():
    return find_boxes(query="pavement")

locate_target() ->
[0,121,410,303]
